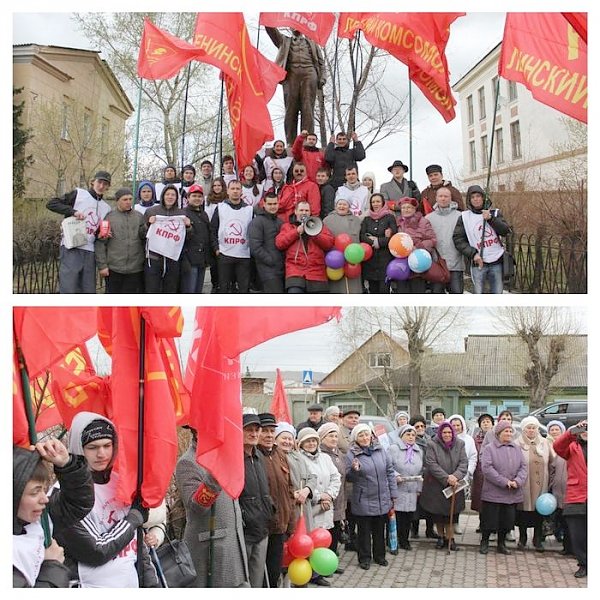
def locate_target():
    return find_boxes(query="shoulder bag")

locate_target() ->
[423,248,451,284]
[152,531,197,588]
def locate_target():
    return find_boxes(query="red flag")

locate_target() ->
[185,307,341,498]
[270,369,292,423]
[259,12,335,46]
[499,13,587,124]
[97,307,182,507]
[194,13,285,167]
[562,13,587,44]
[13,307,98,378]
[137,18,204,80]
[337,13,463,122]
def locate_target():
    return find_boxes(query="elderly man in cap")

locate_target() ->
[420,164,464,213]
[296,404,325,432]
[240,413,274,587]
[380,160,421,215]
[47,170,113,293]
[257,413,294,588]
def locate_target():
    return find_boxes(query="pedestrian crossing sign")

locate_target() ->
[302,370,313,385]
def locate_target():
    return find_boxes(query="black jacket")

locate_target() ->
[319,182,336,218]
[248,209,284,282]
[13,447,95,588]
[324,142,366,189]
[239,448,275,544]
[360,213,398,281]
[183,205,211,267]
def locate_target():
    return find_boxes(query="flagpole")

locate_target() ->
[180,63,192,182]
[485,77,501,199]
[13,321,52,547]
[132,78,143,204]
[136,314,147,584]
[409,79,413,174]
[219,79,225,173]
[212,78,224,175]
[330,34,339,135]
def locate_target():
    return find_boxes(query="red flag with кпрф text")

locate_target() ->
[259,12,335,46]
[185,307,341,498]
[338,12,464,122]
[499,13,587,123]
[193,13,285,167]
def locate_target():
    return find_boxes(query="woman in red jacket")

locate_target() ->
[553,420,587,579]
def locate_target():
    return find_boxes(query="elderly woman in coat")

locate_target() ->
[318,423,346,560]
[175,430,250,587]
[479,421,528,555]
[388,424,423,550]
[515,415,555,551]
[419,421,468,551]
[470,413,495,532]
[346,424,398,570]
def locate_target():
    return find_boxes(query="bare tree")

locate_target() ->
[337,307,461,416]
[493,307,581,410]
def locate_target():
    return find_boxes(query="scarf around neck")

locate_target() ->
[368,206,392,220]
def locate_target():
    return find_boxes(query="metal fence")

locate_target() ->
[13,234,586,294]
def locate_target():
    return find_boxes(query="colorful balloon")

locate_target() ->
[535,493,557,516]
[288,558,313,586]
[360,242,374,262]
[309,547,339,576]
[344,242,365,265]
[388,232,413,258]
[386,257,411,281]
[282,542,293,567]
[326,267,345,281]
[309,528,333,549]
[325,249,345,269]
[343,262,362,279]
[407,248,432,273]
[334,233,353,252]
[288,533,314,559]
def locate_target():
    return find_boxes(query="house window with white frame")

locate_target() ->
[469,141,477,172]
[478,86,486,120]
[510,120,522,159]
[495,128,504,164]
[368,352,391,368]
[467,95,474,126]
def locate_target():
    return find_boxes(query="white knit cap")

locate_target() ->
[275,422,296,439]
[318,422,339,440]
[297,427,320,446]
[520,416,541,430]
[350,423,372,443]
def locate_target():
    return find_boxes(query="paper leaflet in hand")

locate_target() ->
[442,478,468,499]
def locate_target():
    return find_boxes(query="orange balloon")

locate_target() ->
[388,232,414,258]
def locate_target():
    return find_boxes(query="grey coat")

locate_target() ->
[323,212,363,293]
[345,441,398,517]
[419,436,468,517]
[285,450,317,531]
[480,438,528,505]
[425,203,464,271]
[319,445,347,522]
[175,445,249,588]
[388,440,424,512]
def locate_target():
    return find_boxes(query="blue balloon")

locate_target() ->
[386,257,411,281]
[535,493,557,516]
[407,249,433,273]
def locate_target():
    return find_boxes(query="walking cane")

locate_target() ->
[150,547,169,588]
[447,488,456,555]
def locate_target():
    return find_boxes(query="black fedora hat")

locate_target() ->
[387,160,409,173]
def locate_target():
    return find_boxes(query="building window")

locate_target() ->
[101,118,109,155]
[478,86,486,120]
[61,101,70,141]
[495,128,504,164]
[368,352,391,368]
[424,405,435,423]
[510,120,522,159]
[491,76,500,109]
[83,109,92,145]
[469,141,477,172]
[481,135,489,168]
[466,95,474,126]
[514,181,525,192]
[339,403,364,417]
[498,184,506,191]
[508,80,518,102]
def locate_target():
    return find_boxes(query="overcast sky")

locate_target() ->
[12,11,508,187]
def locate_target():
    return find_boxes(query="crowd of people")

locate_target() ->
[14,406,587,588]
[46,132,512,294]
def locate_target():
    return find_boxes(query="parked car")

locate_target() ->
[358,415,395,440]
[519,400,587,429]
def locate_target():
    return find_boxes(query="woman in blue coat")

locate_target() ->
[346,424,397,570]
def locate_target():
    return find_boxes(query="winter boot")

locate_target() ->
[479,531,490,555]
[497,530,512,555]
[517,527,527,550]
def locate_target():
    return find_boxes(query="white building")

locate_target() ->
[452,43,586,192]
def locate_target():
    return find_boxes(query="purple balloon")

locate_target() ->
[325,250,346,269]
[386,257,411,281]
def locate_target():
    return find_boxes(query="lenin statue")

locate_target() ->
[265,27,325,146]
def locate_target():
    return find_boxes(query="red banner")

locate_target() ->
[137,18,204,80]
[270,368,292,424]
[97,307,183,507]
[499,13,587,124]
[562,13,587,44]
[337,13,463,122]
[194,13,285,167]
[259,12,335,46]
[185,307,341,498]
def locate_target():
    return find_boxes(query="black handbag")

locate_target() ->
[153,533,197,588]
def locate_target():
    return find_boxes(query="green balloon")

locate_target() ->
[309,547,339,576]
[344,243,365,265]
